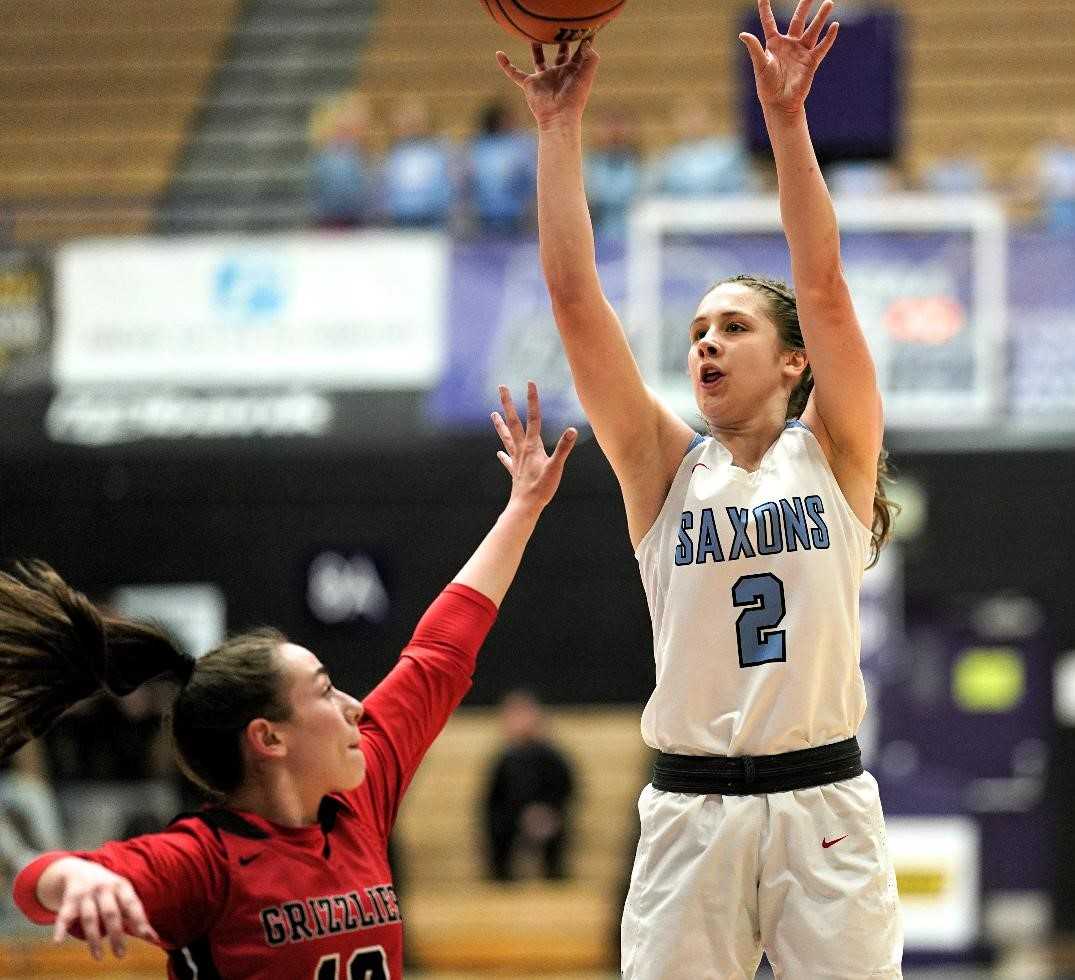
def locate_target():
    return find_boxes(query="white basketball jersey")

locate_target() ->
[636,420,872,757]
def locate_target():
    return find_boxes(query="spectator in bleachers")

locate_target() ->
[585,106,644,241]
[308,94,374,230]
[0,741,63,925]
[465,100,537,235]
[1025,115,1075,232]
[45,680,189,844]
[919,154,989,195]
[824,159,903,196]
[647,96,757,197]
[381,97,457,229]
[482,690,575,882]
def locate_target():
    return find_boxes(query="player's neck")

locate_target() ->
[707,405,789,472]
[229,773,322,828]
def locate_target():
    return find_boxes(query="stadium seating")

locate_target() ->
[394,706,649,972]
[3,0,1073,242]
[361,0,1073,192]
[0,0,241,242]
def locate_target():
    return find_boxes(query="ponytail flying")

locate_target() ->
[0,561,193,763]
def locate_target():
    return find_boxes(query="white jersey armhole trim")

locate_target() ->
[634,431,708,560]
[790,419,873,566]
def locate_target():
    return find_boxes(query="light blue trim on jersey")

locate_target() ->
[685,432,706,456]
[785,418,810,432]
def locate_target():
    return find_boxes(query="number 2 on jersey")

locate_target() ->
[315,946,389,980]
[732,573,787,667]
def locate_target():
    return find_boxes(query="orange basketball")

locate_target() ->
[479,0,627,44]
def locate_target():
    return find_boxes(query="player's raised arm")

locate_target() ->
[740,0,884,475]
[453,382,575,606]
[497,42,695,546]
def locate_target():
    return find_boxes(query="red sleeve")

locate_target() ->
[354,583,497,834]
[12,819,228,950]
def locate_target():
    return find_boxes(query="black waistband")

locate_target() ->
[652,737,862,795]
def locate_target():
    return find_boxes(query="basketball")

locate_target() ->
[479,0,627,45]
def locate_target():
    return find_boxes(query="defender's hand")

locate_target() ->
[491,381,577,514]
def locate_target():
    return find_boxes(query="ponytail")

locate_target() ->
[0,561,193,763]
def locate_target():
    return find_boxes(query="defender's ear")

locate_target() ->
[244,718,287,761]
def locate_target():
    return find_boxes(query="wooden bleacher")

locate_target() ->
[394,706,649,973]
[0,0,240,243]
[358,0,1075,198]
[3,0,1073,243]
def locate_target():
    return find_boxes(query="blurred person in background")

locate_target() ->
[6,384,575,975]
[1017,114,1075,232]
[45,678,191,843]
[482,689,575,882]
[647,95,758,197]
[465,100,537,235]
[584,105,643,241]
[498,0,903,974]
[824,158,903,196]
[380,96,457,229]
[0,742,63,926]
[918,153,988,194]
[307,93,374,230]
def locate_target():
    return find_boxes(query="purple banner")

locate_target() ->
[432,230,1072,428]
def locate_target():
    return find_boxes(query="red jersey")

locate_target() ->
[14,583,497,980]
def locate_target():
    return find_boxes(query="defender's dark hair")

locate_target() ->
[0,561,289,797]
[708,274,899,567]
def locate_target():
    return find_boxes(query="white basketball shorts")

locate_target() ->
[621,770,903,979]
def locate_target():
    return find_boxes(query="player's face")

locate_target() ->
[275,643,367,794]
[688,283,791,425]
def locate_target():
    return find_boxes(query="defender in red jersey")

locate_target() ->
[5,383,574,979]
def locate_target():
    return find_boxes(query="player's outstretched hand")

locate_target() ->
[496,39,599,129]
[491,381,576,514]
[740,0,839,114]
[51,857,160,960]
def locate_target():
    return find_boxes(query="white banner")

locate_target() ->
[53,232,449,388]
[886,815,980,950]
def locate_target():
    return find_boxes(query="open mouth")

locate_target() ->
[700,366,725,387]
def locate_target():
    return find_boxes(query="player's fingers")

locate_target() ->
[495,51,529,86]
[802,0,834,46]
[496,450,514,475]
[554,42,570,66]
[525,380,542,439]
[787,0,814,37]
[116,882,158,944]
[491,412,516,453]
[53,896,77,945]
[813,21,839,62]
[531,42,547,70]
[756,0,780,38]
[498,385,526,443]
[96,890,126,958]
[547,427,578,475]
[79,894,103,961]
[738,32,768,73]
[572,37,596,64]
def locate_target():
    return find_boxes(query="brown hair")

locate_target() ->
[708,274,899,567]
[0,561,290,797]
